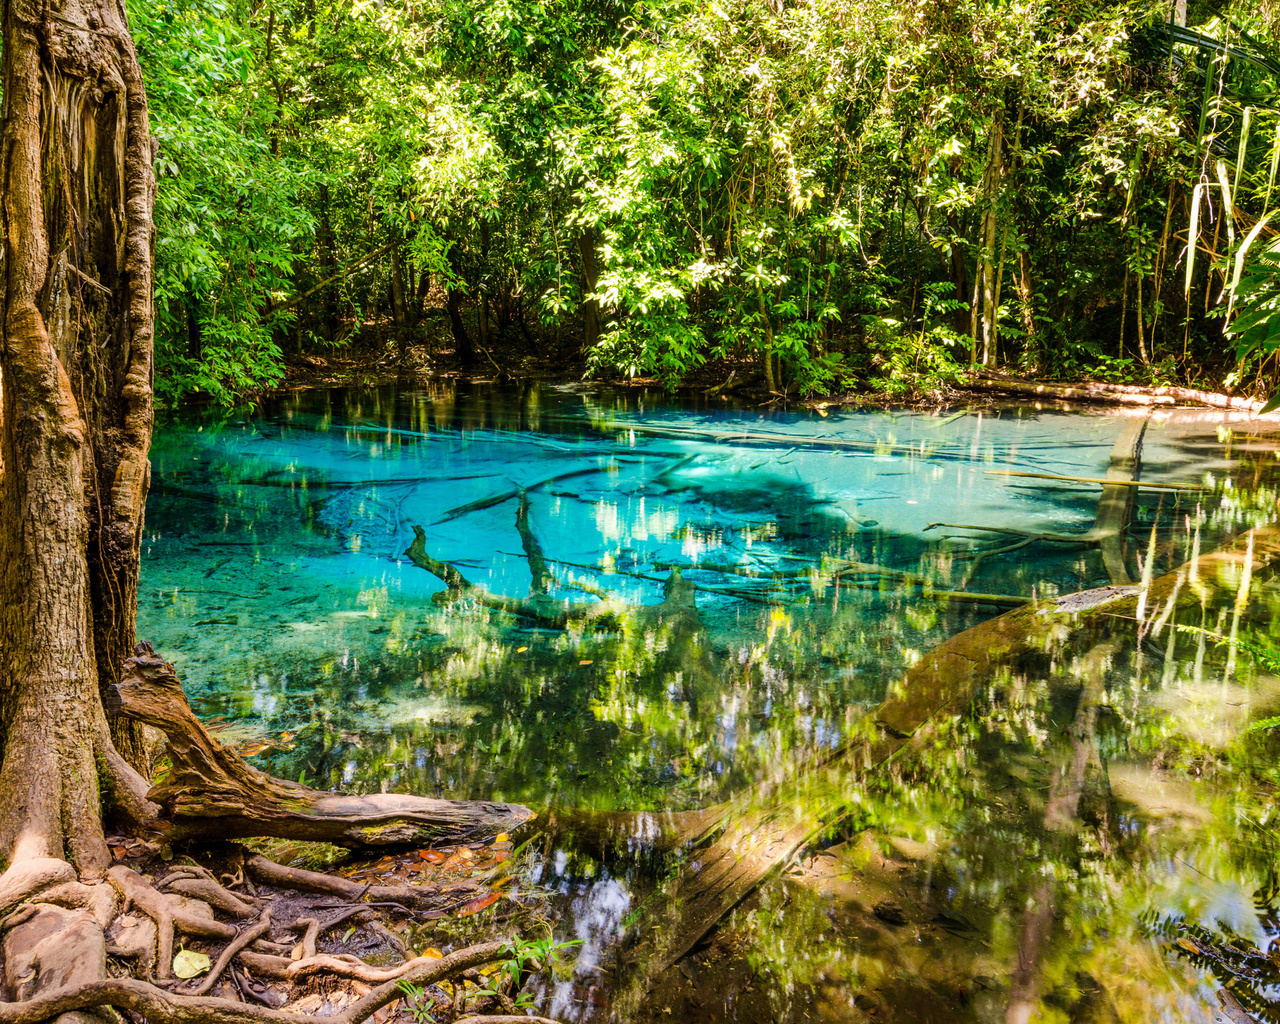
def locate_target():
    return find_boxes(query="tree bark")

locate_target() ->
[576,228,601,353]
[316,184,338,345]
[0,0,157,872]
[389,235,408,376]
[109,645,533,847]
[446,240,474,367]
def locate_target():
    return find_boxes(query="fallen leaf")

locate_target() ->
[173,949,211,979]
[456,891,501,917]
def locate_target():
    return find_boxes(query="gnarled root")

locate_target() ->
[109,645,533,849]
[244,853,485,914]
[0,941,510,1024]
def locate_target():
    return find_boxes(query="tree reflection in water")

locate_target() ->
[139,383,1280,1022]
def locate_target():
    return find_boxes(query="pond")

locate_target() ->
[139,382,1280,1023]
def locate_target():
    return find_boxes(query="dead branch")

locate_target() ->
[407,526,708,626]
[433,466,607,524]
[967,368,1277,415]
[985,469,1203,491]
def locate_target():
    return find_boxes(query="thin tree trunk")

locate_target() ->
[390,237,408,377]
[1119,269,1129,360]
[979,126,1004,365]
[1016,249,1037,361]
[576,229,601,353]
[478,220,491,352]
[0,0,158,870]
[446,240,474,368]
[1136,271,1149,366]
[990,227,1010,366]
[317,184,338,346]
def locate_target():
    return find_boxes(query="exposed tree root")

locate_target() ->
[109,865,237,979]
[186,909,274,997]
[162,875,258,918]
[0,840,563,1023]
[244,852,485,913]
[0,942,508,1024]
[110,644,532,848]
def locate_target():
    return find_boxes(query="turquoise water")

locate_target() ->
[139,385,1233,807]
[138,384,1280,1023]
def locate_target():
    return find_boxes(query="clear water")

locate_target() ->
[139,383,1280,1023]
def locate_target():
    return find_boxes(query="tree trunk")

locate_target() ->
[317,184,338,346]
[389,236,408,376]
[0,0,158,872]
[576,228,601,353]
[1016,248,1037,357]
[446,241,474,367]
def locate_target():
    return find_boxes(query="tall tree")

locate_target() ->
[0,0,158,871]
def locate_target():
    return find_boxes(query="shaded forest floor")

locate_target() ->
[272,317,1257,414]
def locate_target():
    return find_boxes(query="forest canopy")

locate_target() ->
[135,0,1280,401]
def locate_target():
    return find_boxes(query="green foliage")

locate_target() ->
[133,0,315,404]
[133,0,1280,400]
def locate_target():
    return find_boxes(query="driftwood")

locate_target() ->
[966,369,1275,415]
[108,644,532,848]
[610,519,1280,1010]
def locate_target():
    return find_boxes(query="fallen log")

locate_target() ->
[966,370,1275,415]
[610,520,1280,1011]
[108,644,533,848]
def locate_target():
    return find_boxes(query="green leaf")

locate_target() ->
[1226,211,1276,319]
[1185,183,1203,300]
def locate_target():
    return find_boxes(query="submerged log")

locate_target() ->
[405,524,702,632]
[109,644,533,847]
[927,412,1147,585]
[612,521,1280,1007]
